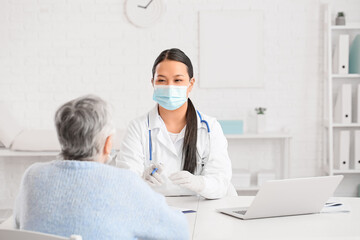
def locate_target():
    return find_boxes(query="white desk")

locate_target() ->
[166,196,199,237]
[167,196,360,240]
[2,196,359,239]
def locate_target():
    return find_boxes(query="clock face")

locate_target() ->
[125,0,166,28]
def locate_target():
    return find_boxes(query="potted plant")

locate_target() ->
[255,107,267,133]
[335,12,346,26]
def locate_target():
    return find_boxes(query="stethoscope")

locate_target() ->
[147,110,210,162]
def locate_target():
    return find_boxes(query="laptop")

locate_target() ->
[218,175,343,220]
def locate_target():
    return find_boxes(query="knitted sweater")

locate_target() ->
[14,160,189,240]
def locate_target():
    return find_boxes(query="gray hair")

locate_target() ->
[55,95,114,161]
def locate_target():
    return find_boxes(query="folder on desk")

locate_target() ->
[354,130,360,170]
[333,34,349,74]
[334,84,352,124]
[334,131,350,170]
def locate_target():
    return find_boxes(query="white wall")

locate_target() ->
[1,0,360,205]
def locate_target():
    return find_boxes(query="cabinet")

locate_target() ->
[323,5,360,194]
[226,133,292,191]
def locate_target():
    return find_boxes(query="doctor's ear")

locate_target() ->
[189,78,195,91]
[151,78,154,86]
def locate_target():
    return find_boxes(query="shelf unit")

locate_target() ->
[0,149,59,157]
[225,133,291,139]
[332,74,360,78]
[332,123,360,128]
[333,169,360,174]
[331,24,360,30]
[225,132,292,192]
[324,5,360,187]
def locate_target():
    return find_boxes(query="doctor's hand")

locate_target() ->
[169,171,205,193]
[143,163,164,186]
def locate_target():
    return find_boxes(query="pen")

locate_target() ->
[182,210,196,214]
[151,167,158,176]
[325,202,343,207]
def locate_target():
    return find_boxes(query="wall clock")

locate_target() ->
[125,0,166,28]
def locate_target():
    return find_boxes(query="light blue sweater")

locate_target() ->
[14,160,189,240]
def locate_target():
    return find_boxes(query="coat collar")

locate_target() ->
[148,105,208,131]
[147,105,209,159]
[147,105,163,130]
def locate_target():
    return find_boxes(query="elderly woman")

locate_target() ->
[13,95,189,240]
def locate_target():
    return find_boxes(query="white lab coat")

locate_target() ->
[116,106,234,199]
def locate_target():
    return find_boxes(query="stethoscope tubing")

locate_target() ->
[148,110,210,162]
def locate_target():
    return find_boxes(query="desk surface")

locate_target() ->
[167,196,360,240]
[2,196,359,239]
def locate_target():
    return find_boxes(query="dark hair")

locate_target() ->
[152,48,198,174]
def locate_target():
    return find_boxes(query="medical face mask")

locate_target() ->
[153,85,188,111]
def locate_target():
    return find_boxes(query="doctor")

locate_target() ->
[117,48,236,199]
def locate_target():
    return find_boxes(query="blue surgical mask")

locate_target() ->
[153,85,188,111]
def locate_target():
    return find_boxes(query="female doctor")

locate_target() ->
[116,48,236,199]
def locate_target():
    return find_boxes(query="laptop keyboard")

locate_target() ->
[233,210,247,215]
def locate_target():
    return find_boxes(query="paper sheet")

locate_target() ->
[321,201,351,213]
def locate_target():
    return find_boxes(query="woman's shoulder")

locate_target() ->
[129,113,147,125]
[20,160,58,183]
[47,161,146,189]
[100,164,142,181]
[125,106,158,134]
[196,111,219,126]
[196,111,226,137]
[104,166,161,195]
[127,108,154,128]
[25,160,56,173]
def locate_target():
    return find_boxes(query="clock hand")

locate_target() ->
[138,0,153,9]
